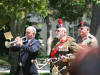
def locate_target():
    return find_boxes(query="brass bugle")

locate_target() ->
[5,36,26,48]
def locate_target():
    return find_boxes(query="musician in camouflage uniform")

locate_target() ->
[50,19,79,75]
[76,21,98,48]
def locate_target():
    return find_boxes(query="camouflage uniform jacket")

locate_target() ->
[76,33,98,48]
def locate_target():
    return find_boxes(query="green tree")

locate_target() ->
[49,0,96,22]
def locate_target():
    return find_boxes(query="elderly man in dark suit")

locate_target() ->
[12,26,41,75]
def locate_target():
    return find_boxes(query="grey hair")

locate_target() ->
[26,26,36,34]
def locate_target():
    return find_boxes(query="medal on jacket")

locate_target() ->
[28,44,32,47]
[50,37,69,58]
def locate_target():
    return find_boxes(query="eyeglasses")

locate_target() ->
[56,30,60,32]
[78,28,84,30]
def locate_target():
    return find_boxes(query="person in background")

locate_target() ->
[50,19,79,75]
[12,26,41,75]
[70,48,100,75]
[76,21,98,48]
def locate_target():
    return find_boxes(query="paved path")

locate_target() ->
[0,65,10,73]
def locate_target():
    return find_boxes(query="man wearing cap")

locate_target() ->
[76,21,98,48]
[12,26,41,75]
[50,19,79,75]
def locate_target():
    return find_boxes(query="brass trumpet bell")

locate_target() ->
[4,32,14,48]
[5,41,16,48]
[4,36,26,48]
[5,41,11,48]
[4,31,26,48]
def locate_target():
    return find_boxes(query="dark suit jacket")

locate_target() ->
[13,38,41,66]
[12,38,41,75]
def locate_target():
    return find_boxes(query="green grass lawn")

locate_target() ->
[0,73,50,75]
[0,73,9,75]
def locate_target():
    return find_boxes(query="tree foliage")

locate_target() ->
[0,0,50,31]
[49,0,98,22]
[0,0,50,17]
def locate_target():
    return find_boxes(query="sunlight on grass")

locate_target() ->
[0,56,10,66]
[0,59,9,66]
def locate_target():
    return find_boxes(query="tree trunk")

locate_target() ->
[90,2,100,46]
[9,16,26,75]
[45,16,52,55]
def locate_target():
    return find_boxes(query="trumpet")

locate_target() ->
[5,36,26,48]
